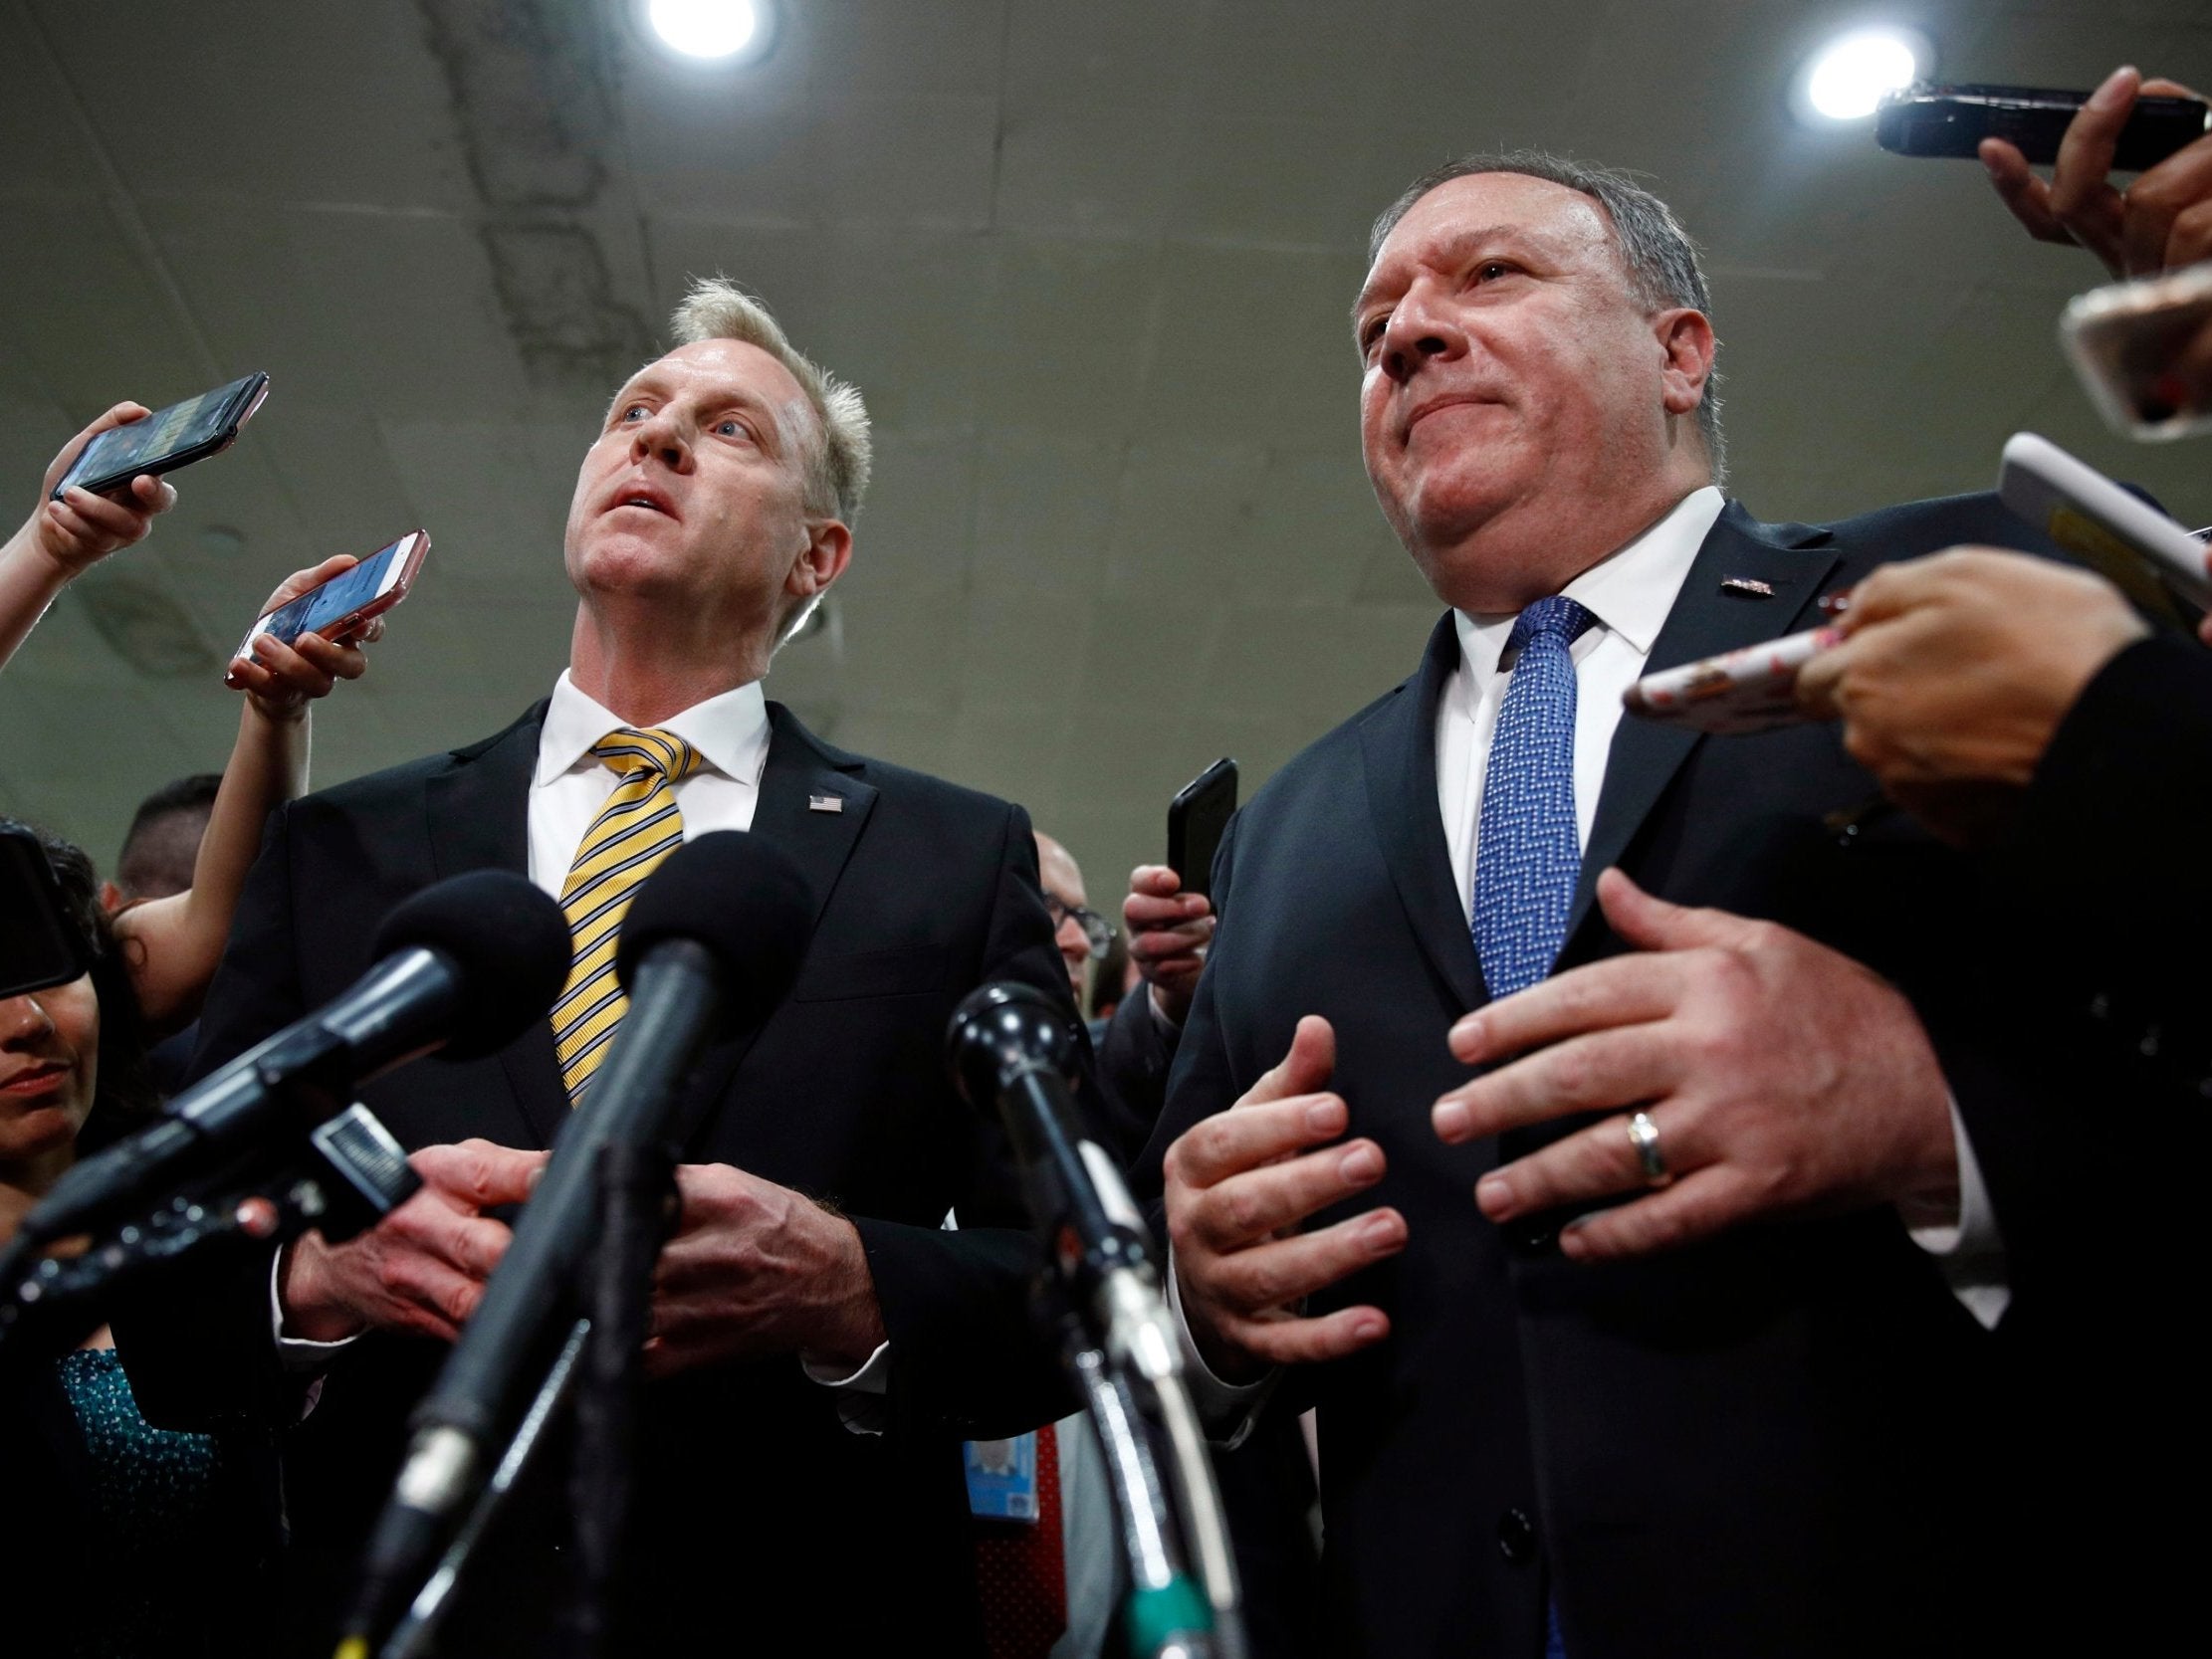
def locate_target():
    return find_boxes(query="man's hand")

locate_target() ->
[225,553,380,722]
[1432,871,1957,1264]
[1164,1016,1405,1381]
[1982,66,2212,277]
[17,402,177,577]
[1124,864,1215,1026]
[1795,548,2149,845]
[642,1163,885,1379]
[278,1140,546,1343]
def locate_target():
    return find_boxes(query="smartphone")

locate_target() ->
[2061,263,2212,442]
[0,824,93,1000]
[1625,626,1841,734]
[1998,432,2211,628]
[234,528,430,664]
[1167,758,1237,901]
[51,372,271,502]
[1876,84,2209,171]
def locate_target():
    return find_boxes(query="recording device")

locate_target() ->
[2062,263,2212,442]
[948,983,1163,1325]
[1998,431,2212,628]
[50,371,271,502]
[235,528,429,662]
[1876,84,2209,171]
[11,871,568,1256]
[1624,626,1841,734]
[947,982,1243,1658]
[1168,758,1237,900]
[0,824,92,1000]
[343,832,813,1659]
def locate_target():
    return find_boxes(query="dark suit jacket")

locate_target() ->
[117,699,1078,1656]
[1138,496,2066,1659]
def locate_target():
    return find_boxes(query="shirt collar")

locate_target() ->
[1450,485,1726,685]
[535,670,773,788]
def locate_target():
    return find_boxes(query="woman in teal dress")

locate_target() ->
[1,822,267,1659]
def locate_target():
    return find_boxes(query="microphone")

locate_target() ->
[341,831,813,1657]
[16,871,570,1254]
[946,983,1178,1380]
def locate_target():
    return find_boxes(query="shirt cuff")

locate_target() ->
[1166,1249,1273,1448]
[1147,985,1185,1035]
[270,1250,360,1372]
[802,1341,891,1436]
[1901,1097,2011,1332]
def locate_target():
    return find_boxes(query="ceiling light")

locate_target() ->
[645,0,769,63]
[1801,28,1927,121]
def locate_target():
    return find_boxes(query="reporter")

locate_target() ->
[0,823,267,1659]
[1794,547,2152,845]
[0,407,377,1035]
[1981,65,2212,276]
[112,554,375,1033]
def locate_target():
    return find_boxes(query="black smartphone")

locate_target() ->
[51,371,271,502]
[0,824,92,1000]
[1167,758,1237,901]
[1876,84,2209,171]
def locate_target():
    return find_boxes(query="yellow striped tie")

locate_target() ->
[552,726,704,1103]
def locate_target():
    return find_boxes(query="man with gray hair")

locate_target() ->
[119,277,1080,1654]
[1139,153,2073,1656]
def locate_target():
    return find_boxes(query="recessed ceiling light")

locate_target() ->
[1800,27,1928,122]
[645,0,771,63]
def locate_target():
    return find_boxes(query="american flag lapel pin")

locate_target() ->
[808,793,844,813]
[1718,575,1776,598]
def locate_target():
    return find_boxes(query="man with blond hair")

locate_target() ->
[120,278,1079,1655]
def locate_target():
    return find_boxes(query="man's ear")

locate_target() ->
[99,880,124,915]
[1654,307,1716,418]
[786,518,853,605]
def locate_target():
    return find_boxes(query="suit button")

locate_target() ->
[1497,1508,1535,1563]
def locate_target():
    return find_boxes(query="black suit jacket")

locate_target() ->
[1138,496,2064,1659]
[118,699,1077,1656]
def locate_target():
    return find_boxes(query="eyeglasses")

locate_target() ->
[1044,895,1116,959]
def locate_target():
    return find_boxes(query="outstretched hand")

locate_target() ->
[21,402,177,576]
[1981,66,2212,277]
[225,554,381,721]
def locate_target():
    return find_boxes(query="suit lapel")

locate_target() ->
[1361,615,1488,1011]
[670,703,877,1149]
[423,702,571,1149]
[1562,505,1841,951]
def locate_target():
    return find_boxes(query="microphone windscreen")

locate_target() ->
[614,831,814,1025]
[946,981,1078,1108]
[373,871,572,1061]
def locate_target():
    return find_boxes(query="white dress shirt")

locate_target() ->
[1179,487,2007,1419]
[280,672,893,1393]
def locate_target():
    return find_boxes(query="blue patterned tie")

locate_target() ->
[1473,596,1595,998]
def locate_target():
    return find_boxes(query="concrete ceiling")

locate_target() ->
[2,0,2207,903]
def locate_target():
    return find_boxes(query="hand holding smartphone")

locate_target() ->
[1167,758,1237,900]
[233,529,429,667]
[52,372,269,503]
[1877,83,2209,171]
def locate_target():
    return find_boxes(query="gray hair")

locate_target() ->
[1367,150,1725,485]
[667,276,874,521]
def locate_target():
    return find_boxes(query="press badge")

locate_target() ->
[963,1432,1039,1521]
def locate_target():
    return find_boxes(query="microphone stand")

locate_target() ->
[563,1140,680,1659]
[374,1319,591,1659]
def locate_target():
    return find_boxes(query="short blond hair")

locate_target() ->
[667,276,873,521]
